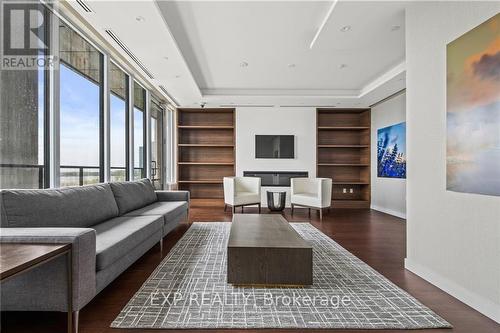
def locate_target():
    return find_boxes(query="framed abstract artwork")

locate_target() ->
[447,13,500,196]
[377,122,406,179]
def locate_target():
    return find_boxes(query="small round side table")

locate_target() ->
[266,191,286,212]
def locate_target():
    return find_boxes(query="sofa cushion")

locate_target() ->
[109,179,157,215]
[0,184,119,228]
[94,215,163,270]
[124,201,188,222]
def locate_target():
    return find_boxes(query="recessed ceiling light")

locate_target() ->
[175,75,181,79]
[240,61,249,68]
[340,25,351,32]
[136,16,145,22]
[339,64,348,69]
[391,25,401,31]
[163,56,169,60]
[288,63,296,68]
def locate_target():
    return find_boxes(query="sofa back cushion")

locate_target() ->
[0,183,119,228]
[109,179,157,215]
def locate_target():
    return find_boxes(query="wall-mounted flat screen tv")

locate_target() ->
[255,135,294,159]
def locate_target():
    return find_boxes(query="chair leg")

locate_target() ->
[308,208,311,218]
[291,204,294,216]
[232,206,235,214]
[241,206,244,213]
[224,204,227,212]
[258,203,261,213]
[72,310,79,333]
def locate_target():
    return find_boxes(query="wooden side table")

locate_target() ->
[0,243,73,333]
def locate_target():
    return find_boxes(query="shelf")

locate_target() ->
[177,180,223,184]
[178,162,234,165]
[178,125,234,129]
[318,163,369,167]
[318,126,369,130]
[318,145,369,148]
[178,144,234,147]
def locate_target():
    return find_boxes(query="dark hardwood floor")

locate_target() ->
[2,199,499,333]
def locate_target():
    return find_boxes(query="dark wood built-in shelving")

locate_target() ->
[177,108,235,198]
[317,108,371,208]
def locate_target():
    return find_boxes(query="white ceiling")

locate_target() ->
[68,0,408,107]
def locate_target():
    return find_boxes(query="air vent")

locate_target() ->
[219,104,275,108]
[76,0,93,13]
[159,85,179,107]
[279,105,337,108]
[105,29,155,80]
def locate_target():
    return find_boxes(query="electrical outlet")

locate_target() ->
[349,188,354,193]
[343,188,347,193]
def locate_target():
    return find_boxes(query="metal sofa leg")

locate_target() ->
[224,204,227,212]
[291,204,294,216]
[72,310,79,333]
[319,208,323,221]
[258,203,261,213]
[160,237,163,257]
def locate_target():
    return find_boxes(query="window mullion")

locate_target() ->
[128,76,135,181]
[145,90,151,180]
[49,8,60,188]
[102,54,110,182]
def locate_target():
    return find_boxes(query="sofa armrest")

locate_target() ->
[156,190,190,203]
[0,228,97,311]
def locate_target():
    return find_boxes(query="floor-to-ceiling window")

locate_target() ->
[59,21,103,187]
[0,7,175,189]
[0,5,48,189]
[133,82,146,180]
[110,62,129,182]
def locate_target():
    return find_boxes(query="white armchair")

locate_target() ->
[223,177,261,213]
[290,177,332,220]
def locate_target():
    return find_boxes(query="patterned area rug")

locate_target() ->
[111,222,451,329]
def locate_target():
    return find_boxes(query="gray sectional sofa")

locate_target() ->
[0,179,189,323]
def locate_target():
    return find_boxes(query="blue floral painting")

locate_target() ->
[377,122,406,179]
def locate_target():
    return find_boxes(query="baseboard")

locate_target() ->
[370,205,406,219]
[405,258,500,324]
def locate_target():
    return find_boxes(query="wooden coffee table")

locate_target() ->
[0,243,73,333]
[227,214,313,286]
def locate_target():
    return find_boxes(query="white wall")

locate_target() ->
[235,107,316,206]
[371,92,407,219]
[405,2,500,323]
